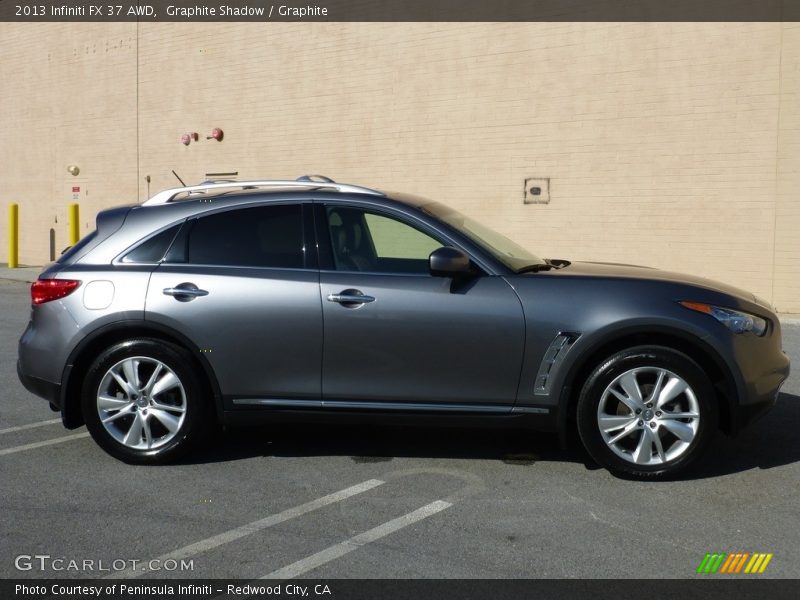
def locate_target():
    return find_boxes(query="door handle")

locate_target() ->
[327,289,375,306]
[163,283,209,302]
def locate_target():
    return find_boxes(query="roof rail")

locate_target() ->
[141,176,384,206]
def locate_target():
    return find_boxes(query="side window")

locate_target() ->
[188,205,305,269]
[327,207,442,274]
[122,224,181,264]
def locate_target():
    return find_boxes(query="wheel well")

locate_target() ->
[562,332,736,435]
[62,325,221,429]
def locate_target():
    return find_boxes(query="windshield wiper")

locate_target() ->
[516,263,554,273]
[516,258,572,274]
[546,258,571,268]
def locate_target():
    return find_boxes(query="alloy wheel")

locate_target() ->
[95,356,187,450]
[596,366,700,465]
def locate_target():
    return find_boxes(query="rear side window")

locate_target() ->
[122,224,181,263]
[187,204,305,269]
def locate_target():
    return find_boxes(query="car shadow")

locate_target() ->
[683,391,800,479]
[180,422,589,468]
[176,393,800,479]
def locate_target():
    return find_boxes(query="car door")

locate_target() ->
[317,203,525,408]
[145,202,323,403]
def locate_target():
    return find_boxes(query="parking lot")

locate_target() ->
[1,276,799,580]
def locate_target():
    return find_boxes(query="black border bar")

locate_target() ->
[1,0,800,22]
[4,579,800,600]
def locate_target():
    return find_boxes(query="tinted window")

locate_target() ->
[327,207,442,274]
[422,201,543,271]
[122,224,181,263]
[164,222,189,263]
[364,213,441,259]
[188,205,304,268]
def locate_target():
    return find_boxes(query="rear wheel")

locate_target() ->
[82,339,209,464]
[577,346,717,479]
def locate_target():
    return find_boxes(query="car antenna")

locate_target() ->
[171,170,187,187]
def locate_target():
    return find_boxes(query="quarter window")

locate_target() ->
[122,224,181,264]
[188,205,305,269]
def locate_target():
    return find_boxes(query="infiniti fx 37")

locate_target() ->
[17,177,790,478]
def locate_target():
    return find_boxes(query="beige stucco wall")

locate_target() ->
[774,23,800,312]
[2,22,799,311]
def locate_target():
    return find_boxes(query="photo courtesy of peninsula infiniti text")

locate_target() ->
[17,176,791,478]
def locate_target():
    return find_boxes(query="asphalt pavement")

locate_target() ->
[1,277,798,579]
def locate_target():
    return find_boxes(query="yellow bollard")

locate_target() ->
[8,204,18,269]
[68,203,80,246]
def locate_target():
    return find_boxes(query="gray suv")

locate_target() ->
[17,176,790,478]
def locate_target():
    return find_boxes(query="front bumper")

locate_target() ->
[730,349,790,433]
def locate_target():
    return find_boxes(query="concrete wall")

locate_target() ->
[2,22,799,311]
[774,23,800,312]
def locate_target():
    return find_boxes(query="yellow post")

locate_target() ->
[68,203,80,246]
[8,203,19,269]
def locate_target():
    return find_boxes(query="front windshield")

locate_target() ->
[422,201,544,271]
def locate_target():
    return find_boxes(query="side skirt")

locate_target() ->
[224,398,557,431]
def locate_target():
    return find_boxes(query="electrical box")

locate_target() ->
[524,178,550,204]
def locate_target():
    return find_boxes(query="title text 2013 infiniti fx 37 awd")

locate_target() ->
[17,176,790,478]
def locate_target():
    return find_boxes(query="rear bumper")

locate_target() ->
[17,360,61,407]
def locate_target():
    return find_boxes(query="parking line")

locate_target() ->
[0,432,90,456]
[0,418,62,435]
[110,478,385,579]
[261,499,452,580]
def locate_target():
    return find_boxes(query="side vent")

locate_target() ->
[534,332,580,396]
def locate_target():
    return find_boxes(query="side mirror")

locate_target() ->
[429,246,472,277]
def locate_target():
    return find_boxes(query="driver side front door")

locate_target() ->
[318,204,525,408]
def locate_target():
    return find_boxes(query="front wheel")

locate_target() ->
[82,338,210,464]
[577,346,717,479]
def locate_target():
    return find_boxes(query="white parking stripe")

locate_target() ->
[0,432,90,456]
[262,500,452,580]
[110,478,385,579]
[0,418,62,435]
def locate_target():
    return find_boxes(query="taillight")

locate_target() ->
[31,279,81,305]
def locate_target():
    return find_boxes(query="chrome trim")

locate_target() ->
[232,398,512,413]
[297,175,335,183]
[327,293,376,304]
[232,399,323,408]
[534,331,580,396]
[143,179,384,205]
[511,406,551,414]
[163,287,209,298]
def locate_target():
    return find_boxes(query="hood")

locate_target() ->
[544,260,758,304]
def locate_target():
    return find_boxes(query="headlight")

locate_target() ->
[679,301,768,336]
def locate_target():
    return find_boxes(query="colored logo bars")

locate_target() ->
[696,552,773,574]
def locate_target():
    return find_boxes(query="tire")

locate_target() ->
[81,338,210,464]
[576,346,717,479]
